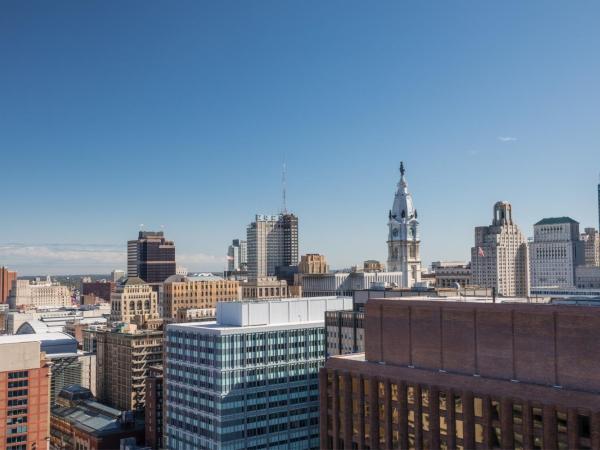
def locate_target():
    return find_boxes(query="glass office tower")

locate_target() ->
[164,297,351,450]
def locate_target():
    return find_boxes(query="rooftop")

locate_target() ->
[535,216,579,226]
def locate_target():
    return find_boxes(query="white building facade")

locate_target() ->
[471,201,530,297]
[9,277,71,309]
[530,217,583,288]
[300,271,404,297]
[387,162,421,288]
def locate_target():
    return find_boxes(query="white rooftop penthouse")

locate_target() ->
[216,296,352,327]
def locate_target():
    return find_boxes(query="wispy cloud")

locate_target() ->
[497,136,517,142]
[0,243,224,275]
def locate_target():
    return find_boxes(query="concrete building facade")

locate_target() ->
[301,271,404,297]
[471,201,530,297]
[387,162,421,288]
[246,213,299,279]
[109,277,159,326]
[321,299,600,450]
[9,277,71,309]
[530,217,583,288]
[241,276,289,300]
[581,227,600,267]
[299,254,329,275]
[163,274,240,319]
[432,261,472,289]
[95,326,163,412]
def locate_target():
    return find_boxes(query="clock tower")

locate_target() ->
[387,162,421,287]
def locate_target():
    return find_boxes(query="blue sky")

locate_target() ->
[1,1,599,275]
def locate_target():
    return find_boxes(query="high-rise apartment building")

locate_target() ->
[0,266,17,304]
[530,217,584,288]
[111,269,126,283]
[127,231,176,284]
[246,213,299,279]
[581,227,600,267]
[0,337,50,449]
[8,277,71,309]
[227,239,248,272]
[387,162,421,288]
[321,298,600,450]
[471,201,530,297]
[109,277,159,326]
[164,297,352,450]
[95,326,163,412]
[162,274,240,319]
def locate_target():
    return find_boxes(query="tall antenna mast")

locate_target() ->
[282,162,287,214]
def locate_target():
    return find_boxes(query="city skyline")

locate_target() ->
[1,2,600,275]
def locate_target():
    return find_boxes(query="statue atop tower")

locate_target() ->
[387,162,422,287]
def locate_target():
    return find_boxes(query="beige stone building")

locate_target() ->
[9,276,71,309]
[471,201,530,297]
[581,227,600,267]
[432,261,472,288]
[363,260,384,273]
[299,254,329,274]
[110,277,159,325]
[163,274,240,319]
[241,277,288,299]
[95,325,163,411]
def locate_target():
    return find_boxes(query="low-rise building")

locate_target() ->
[50,385,145,450]
[241,276,289,299]
[576,265,600,289]
[432,261,472,288]
[162,274,240,319]
[9,277,71,309]
[110,277,159,326]
[301,271,404,297]
[581,227,600,267]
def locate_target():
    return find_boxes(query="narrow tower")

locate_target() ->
[387,162,421,287]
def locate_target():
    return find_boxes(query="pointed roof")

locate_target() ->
[390,161,416,222]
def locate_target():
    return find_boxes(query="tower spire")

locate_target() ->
[400,161,405,177]
[281,162,287,214]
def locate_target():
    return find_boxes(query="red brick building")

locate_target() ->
[0,266,17,304]
[321,299,600,450]
[0,339,50,450]
[145,365,163,449]
[81,281,115,303]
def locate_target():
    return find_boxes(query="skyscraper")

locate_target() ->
[471,201,529,297]
[227,238,247,272]
[529,217,583,288]
[387,162,422,288]
[127,231,176,284]
[246,213,299,279]
[597,177,600,232]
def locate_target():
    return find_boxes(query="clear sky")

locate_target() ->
[1,1,599,275]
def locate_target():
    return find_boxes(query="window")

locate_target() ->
[474,397,483,418]
[513,404,523,425]
[475,424,484,444]
[533,408,543,430]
